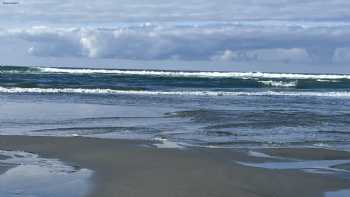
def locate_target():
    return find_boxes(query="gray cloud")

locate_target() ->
[1,0,350,26]
[2,22,350,63]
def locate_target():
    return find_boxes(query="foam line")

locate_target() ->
[1,86,350,97]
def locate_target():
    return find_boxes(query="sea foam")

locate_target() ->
[38,67,350,80]
[1,86,350,97]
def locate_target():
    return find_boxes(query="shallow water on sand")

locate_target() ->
[1,92,350,151]
[326,189,350,197]
[240,150,350,197]
[0,150,92,197]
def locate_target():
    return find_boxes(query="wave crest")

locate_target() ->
[1,66,350,80]
[258,80,297,88]
[38,67,350,80]
[1,87,350,97]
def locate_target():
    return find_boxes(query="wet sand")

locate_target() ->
[260,148,350,160]
[0,154,14,175]
[0,163,14,175]
[0,135,350,197]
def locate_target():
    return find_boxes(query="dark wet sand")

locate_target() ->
[260,148,350,160]
[0,163,13,175]
[0,135,350,197]
[0,155,14,175]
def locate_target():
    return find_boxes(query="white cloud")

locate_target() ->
[1,22,350,63]
[211,50,237,62]
[2,1,350,71]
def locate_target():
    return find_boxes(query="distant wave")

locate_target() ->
[2,66,350,90]
[0,66,40,73]
[1,86,350,97]
[38,67,350,80]
[258,80,297,88]
[1,66,350,80]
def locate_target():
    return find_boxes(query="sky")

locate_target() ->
[1,0,350,73]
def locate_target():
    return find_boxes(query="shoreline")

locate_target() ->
[1,135,350,197]
[0,163,14,175]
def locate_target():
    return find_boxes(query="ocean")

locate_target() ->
[1,65,350,150]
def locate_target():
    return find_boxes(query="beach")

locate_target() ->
[1,66,350,196]
[3,2,350,196]
[1,135,350,197]
[3,0,350,195]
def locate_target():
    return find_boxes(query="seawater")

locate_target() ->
[0,65,350,150]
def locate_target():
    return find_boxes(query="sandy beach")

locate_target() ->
[0,135,349,197]
[3,1,350,196]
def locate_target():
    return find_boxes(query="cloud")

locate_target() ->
[334,48,350,62]
[211,50,238,62]
[2,22,350,63]
[11,26,82,57]
[2,0,350,26]
[211,48,309,63]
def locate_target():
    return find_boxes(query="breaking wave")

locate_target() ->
[1,66,350,91]
[1,66,350,80]
[258,80,297,88]
[1,86,350,97]
[37,67,350,80]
